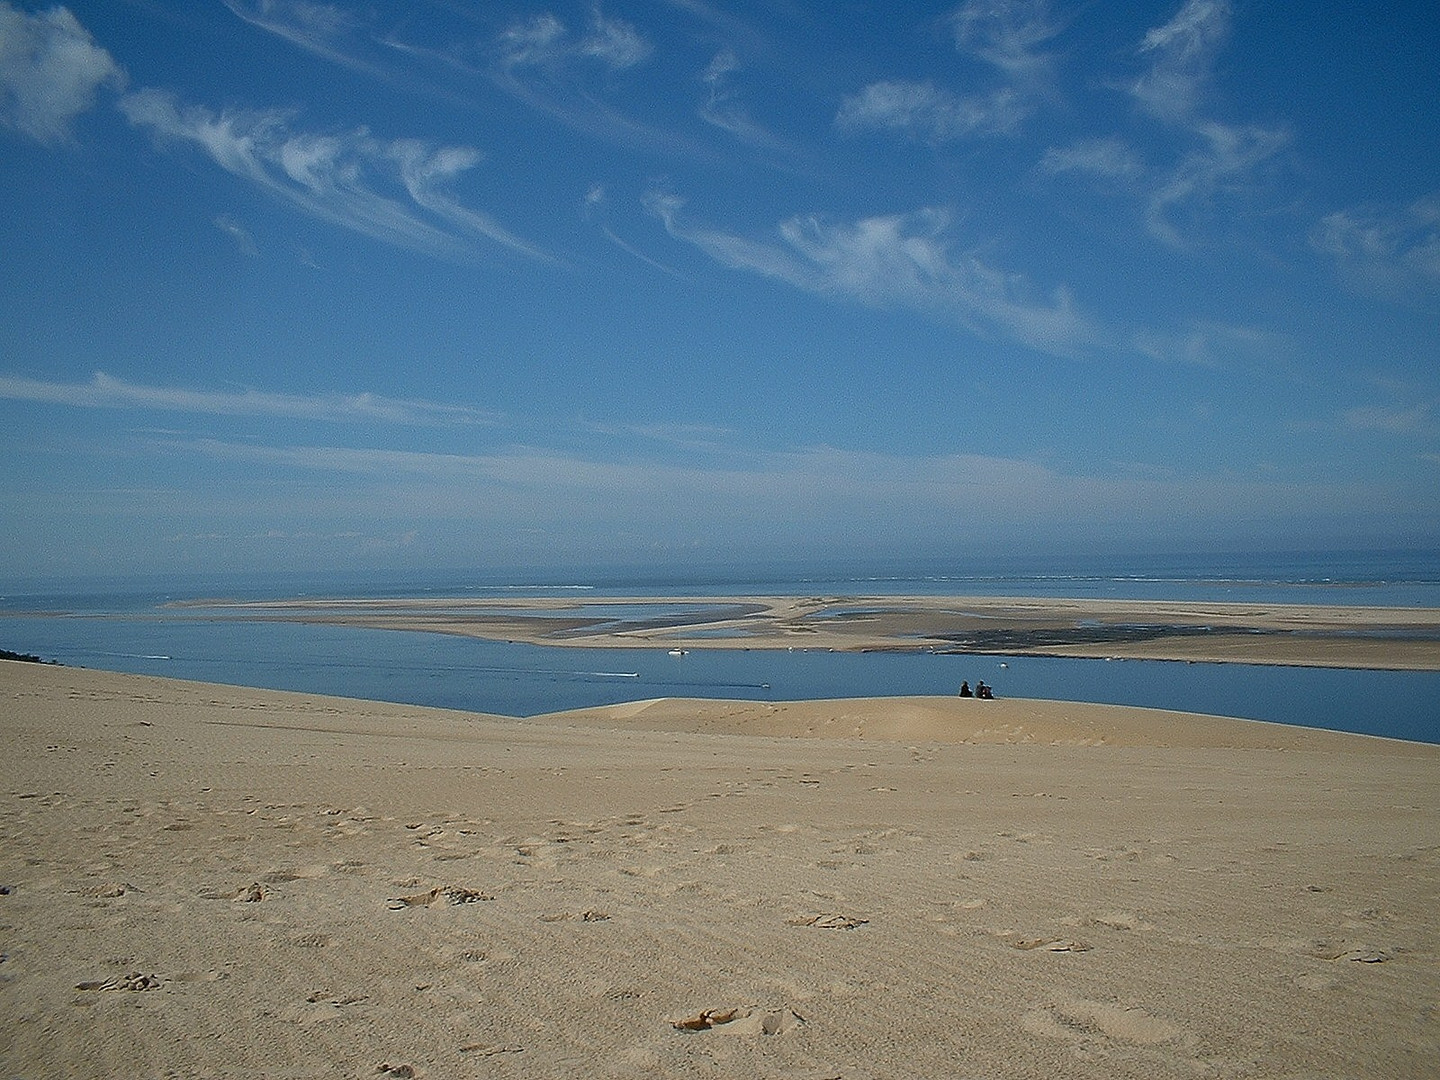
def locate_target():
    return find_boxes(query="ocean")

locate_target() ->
[3,550,1439,744]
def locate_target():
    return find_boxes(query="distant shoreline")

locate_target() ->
[173,594,1440,671]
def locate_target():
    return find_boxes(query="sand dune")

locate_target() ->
[3,658,1438,1078]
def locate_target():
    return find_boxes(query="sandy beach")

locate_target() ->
[186,594,1440,670]
[3,658,1438,1078]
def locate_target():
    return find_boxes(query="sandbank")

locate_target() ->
[2,658,1437,1078]
[181,593,1440,670]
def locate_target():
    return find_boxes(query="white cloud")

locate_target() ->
[213,214,257,255]
[646,193,1099,354]
[386,140,552,261]
[697,48,796,155]
[701,48,738,88]
[148,434,1394,554]
[949,0,1062,78]
[839,2,1060,146]
[478,12,706,159]
[1146,121,1287,246]
[176,438,500,477]
[225,1,355,40]
[500,10,651,72]
[1130,0,1231,121]
[1131,320,1285,369]
[0,371,497,426]
[0,2,123,144]
[583,184,684,276]
[697,49,752,136]
[1311,196,1440,301]
[1343,401,1437,436]
[498,13,568,68]
[1038,5,1284,252]
[1041,137,1144,180]
[1029,3,1285,252]
[835,80,1026,142]
[117,88,546,261]
[580,10,652,69]
[581,419,739,455]
[222,1,368,69]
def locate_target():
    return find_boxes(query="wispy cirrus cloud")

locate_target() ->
[117,88,547,261]
[0,1,124,144]
[645,192,1099,355]
[495,13,565,69]
[578,10,653,69]
[584,184,685,277]
[472,10,721,160]
[1041,136,1144,180]
[221,0,386,79]
[839,1,1060,144]
[835,81,1026,142]
[654,0,770,53]
[498,10,652,72]
[154,433,1395,551]
[948,0,1063,80]
[1129,0,1231,121]
[0,371,497,426]
[698,49,749,137]
[213,214,257,254]
[1145,121,1287,247]
[1131,319,1287,369]
[1311,195,1440,303]
[223,2,685,157]
[579,418,740,456]
[697,48,799,156]
[1041,3,1284,250]
[1343,399,1438,437]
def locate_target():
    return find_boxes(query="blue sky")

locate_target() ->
[2,0,1437,579]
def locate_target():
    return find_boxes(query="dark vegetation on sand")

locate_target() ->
[1,648,56,664]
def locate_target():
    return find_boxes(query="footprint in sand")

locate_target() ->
[76,972,165,992]
[1304,939,1391,963]
[75,882,136,899]
[1009,935,1092,952]
[538,909,610,923]
[1090,910,1155,932]
[386,886,493,909]
[1022,997,1183,1046]
[196,882,265,902]
[787,913,868,930]
[459,1043,524,1057]
[671,1006,805,1035]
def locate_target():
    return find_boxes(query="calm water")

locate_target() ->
[3,551,1439,744]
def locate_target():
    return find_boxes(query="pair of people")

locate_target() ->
[958,680,993,699]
